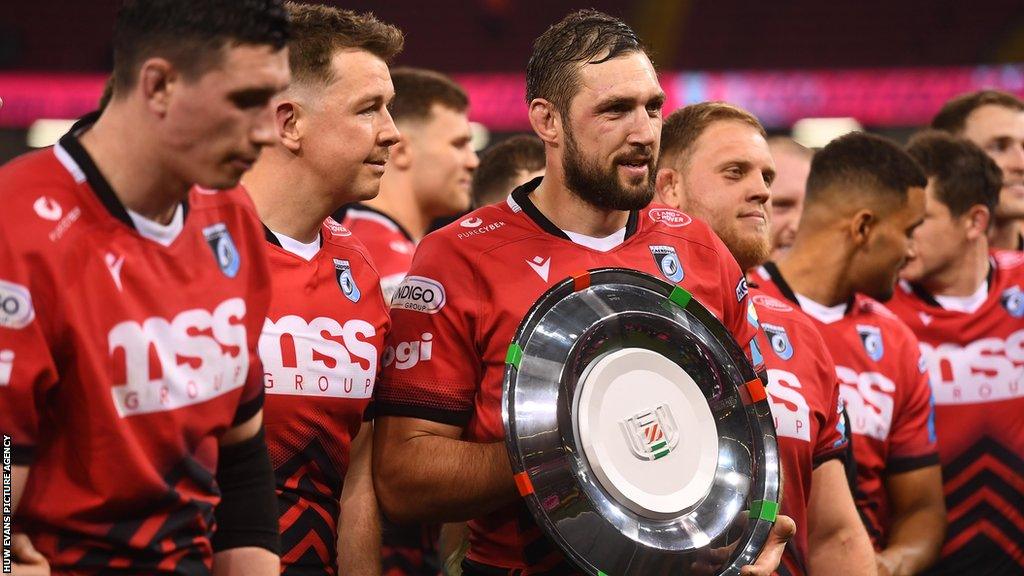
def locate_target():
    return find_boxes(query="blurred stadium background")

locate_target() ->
[2,0,1024,160]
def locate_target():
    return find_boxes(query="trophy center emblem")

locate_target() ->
[621,404,680,461]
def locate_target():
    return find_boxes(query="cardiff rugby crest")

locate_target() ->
[621,404,680,461]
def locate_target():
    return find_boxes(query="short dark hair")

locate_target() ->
[931,90,1024,135]
[806,132,927,210]
[285,2,403,88]
[111,0,290,95]
[659,102,766,168]
[906,130,1002,218]
[526,9,648,114]
[472,135,546,206]
[389,67,469,124]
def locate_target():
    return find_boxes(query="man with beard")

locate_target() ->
[371,9,793,576]
[932,90,1024,251]
[654,101,876,576]
[753,132,946,575]
[887,131,1024,576]
[767,137,813,259]
[240,3,401,574]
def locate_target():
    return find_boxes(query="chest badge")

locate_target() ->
[334,258,361,303]
[856,324,884,362]
[1000,286,1024,318]
[761,322,793,360]
[649,245,684,283]
[202,223,240,278]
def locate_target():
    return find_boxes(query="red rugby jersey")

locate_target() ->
[0,130,270,574]
[339,204,416,302]
[749,290,847,576]
[887,251,1024,576]
[259,218,390,575]
[754,263,939,549]
[375,180,759,574]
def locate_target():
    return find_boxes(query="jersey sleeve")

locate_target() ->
[886,333,940,473]
[232,205,273,426]
[374,234,480,427]
[814,374,849,467]
[0,220,59,464]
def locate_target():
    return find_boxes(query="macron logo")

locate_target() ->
[527,256,550,282]
[105,252,125,292]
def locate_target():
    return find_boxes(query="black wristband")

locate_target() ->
[211,428,281,555]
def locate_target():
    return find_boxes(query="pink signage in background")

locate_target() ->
[1,66,1023,131]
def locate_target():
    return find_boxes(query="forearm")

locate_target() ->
[374,419,517,523]
[878,465,946,576]
[213,548,279,576]
[877,505,945,575]
[337,424,381,576]
[807,460,876,576]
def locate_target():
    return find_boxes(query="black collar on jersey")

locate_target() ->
[1017,233,1023,252]
[332,202,416,243]
[761,261,856,312]
[906,260,996,309]
[260,223,321,249]
[510,177,640,242]
[59,111,189,231]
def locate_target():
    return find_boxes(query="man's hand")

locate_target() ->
[12,533,50,576]
[740,515,796,576]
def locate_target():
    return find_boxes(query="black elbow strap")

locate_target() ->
[211,428,281,555]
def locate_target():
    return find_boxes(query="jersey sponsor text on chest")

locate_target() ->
[260,316,378,398]
[108,298,249,417]
[921,331,1024,404]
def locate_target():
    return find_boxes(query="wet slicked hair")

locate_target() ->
[285,2,403,87]
[931,90,1024,135]
[806,132,926,212]
[526,9,649,114]
[906,130,1001,218]
[111,0,290,95]
[659,101,766,168]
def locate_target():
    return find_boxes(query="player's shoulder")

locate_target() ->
[320,217,379,266]
[637,203,730,255]
[0,148,81,224]
[750,289,822,338]
[419,201,536,257]
[992,249,1024,276]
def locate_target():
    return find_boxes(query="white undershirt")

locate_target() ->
[795,292,848,324]
[271,230,321,261]
[127,204,184,247]
[934,281,989,314]
[563,227,626,252]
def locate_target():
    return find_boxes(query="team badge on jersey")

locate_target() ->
[856,324,884,361]
[762,322,794,360]
[333,259,361,303]
[649,245,684,282]
[202,223,240,278]
[620,404,679,461]
[1000,285,1024,318]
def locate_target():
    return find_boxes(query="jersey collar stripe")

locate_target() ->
[262,223,282,247]
[333,203,415,242]
[907,260,996,310]
[762,261,801,305]
[57,124,191,231]
[509,178,641,242]
[53,141,86,184]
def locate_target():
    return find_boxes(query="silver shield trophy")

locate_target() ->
[503,268,780,576]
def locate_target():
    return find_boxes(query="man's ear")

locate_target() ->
[964,204,991,241]
[850,209,876,247]
[654,167,683,210]
[139,57,176,117]
[277,101,301,153]
[529,98,561,146]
